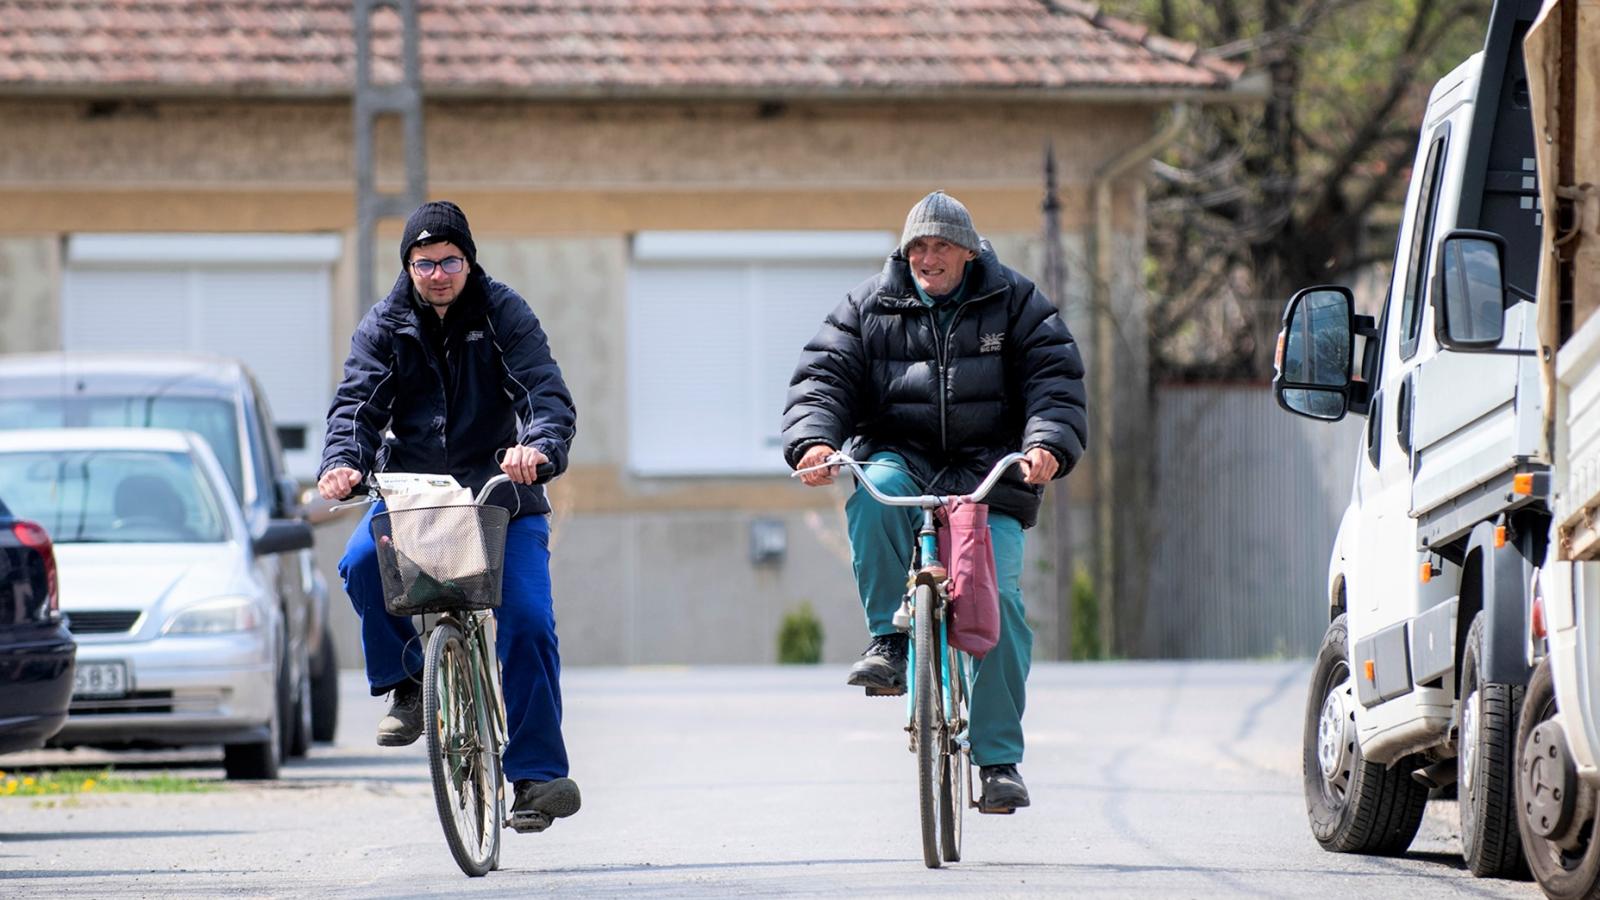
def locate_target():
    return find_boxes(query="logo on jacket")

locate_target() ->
[466,330,485,342]
[979,333,1005,353]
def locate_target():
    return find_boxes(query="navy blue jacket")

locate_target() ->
[320,269,576,518]
[781,242,1086,528]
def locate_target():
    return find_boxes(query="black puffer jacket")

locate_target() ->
[320,268,576,518]
[782,242,1087,528]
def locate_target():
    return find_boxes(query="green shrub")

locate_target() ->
[1070,564,1103,660]
[778,602,825,664]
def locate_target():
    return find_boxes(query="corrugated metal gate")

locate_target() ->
[1143,384,1363,659]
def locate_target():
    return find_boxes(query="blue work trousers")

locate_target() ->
[844,452,1032,767]
[339,502,569,783]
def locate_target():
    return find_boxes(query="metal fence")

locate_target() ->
[1140,383,1363,659]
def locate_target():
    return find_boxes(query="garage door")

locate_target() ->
[62,234,338,481]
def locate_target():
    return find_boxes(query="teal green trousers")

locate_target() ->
[844,452,1031,766]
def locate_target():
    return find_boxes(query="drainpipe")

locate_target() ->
[1088,101,1190,657]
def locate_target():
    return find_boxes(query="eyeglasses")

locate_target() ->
[410,256,466,277]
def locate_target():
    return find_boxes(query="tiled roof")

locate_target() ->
[0,1,1244,98]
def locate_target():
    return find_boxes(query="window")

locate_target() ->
[1399,135,1448,359]
[627,231,895,475]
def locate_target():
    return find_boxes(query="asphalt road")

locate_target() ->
[0,661,1544,898]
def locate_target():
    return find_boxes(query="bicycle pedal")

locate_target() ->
[977,807,1018,815]
[863,685,906,697]
[506,811,554,834]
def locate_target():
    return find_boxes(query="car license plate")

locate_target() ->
[73,661,129,699]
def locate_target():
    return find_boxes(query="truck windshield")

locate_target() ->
[0,396,244,504]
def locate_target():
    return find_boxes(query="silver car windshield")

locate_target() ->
[0,449,228,544]
[0,396,245,505]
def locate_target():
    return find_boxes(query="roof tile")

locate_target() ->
[0,0,1242,96]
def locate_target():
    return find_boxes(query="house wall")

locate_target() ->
[0,96,1148,665]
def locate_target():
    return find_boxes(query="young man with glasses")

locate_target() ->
[317,200,581,833]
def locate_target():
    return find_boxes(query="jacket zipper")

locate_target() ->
[929,287,1004,453]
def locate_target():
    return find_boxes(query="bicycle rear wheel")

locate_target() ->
[424,620,502,877]
[940,641,968,862]
[914,582,942,869]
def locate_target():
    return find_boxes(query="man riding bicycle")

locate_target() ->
[783,191,1087,814]
[317,200,581,831]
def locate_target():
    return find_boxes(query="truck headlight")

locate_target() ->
[163,597,264,635]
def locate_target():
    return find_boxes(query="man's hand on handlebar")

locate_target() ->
[796,444,839,487]
[1022,446,1058,485]
[500,445,549,485]
[318,466,364,501]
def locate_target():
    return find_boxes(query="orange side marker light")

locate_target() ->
[1420,561,1433,583]
[1364,660,1375,682]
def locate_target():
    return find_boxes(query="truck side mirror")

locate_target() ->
[1434,230,1508,350]
[1273,286,1355,422]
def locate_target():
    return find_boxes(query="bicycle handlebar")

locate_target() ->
[793,451,1030,508]
[335,472,515,511]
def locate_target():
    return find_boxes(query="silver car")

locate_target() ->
[0,427,310,779]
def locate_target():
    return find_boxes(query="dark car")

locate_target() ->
[0,495,76,755]
[0,352,337,756]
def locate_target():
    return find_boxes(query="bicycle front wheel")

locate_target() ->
[424,620,503,877]
[913,582,942,869]
[940,641,969,862]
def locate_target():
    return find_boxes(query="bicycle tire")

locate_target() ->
[914,582,942,869]
[940,640,967,862]
[424,620,502,877]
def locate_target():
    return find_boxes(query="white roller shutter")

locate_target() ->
[627,231,894,475]
[62,234,338,480]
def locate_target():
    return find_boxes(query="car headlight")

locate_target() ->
[163,597,265,635]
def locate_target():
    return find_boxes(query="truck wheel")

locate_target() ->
[310,626,340,743]
[1303,614,1429,854]
[1458,611,1526,877]
[1517,658,1600,899]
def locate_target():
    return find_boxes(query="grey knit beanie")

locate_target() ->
[899,190,980,255]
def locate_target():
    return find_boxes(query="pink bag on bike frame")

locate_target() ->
[936,499,1001,658]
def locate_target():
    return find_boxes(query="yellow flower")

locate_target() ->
[21,776,35,788]
[81,779,96,791]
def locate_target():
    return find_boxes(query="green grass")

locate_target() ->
[0,768,214,798]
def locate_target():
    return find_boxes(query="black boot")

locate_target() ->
[978,764,1030,813]
[846,633,909,696]
[508,777,582,833]
[375,681,423,747]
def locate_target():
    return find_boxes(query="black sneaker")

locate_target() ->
[846,633,909,696]
[978,764,1030,814]
[375,681,423,747]
[508,777,582,833]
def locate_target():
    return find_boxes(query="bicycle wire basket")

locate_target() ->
[370,503,510,616]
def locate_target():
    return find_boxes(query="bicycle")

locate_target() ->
[359,473,513,877]
[794,450,1028,869]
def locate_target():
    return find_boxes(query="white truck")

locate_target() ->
[1271,0,1549,876]
[1498,1,1600,897]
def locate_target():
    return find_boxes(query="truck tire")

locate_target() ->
[1459,611,1526,877]
[1517,658,1600,899]
[1303,615,1428,854]
[310,625,340,744]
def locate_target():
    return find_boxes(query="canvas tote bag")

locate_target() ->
[936,499,1001,658]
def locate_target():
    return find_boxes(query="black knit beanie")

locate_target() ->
[400,201,477,269]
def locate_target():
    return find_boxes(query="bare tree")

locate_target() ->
[1100,0,1491,379]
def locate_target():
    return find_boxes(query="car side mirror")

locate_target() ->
[1434,230,1509,350]
[253,519,313,556]
[1273,286,1355,422]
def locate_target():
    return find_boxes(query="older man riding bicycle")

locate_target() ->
[782,191,1088,814]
